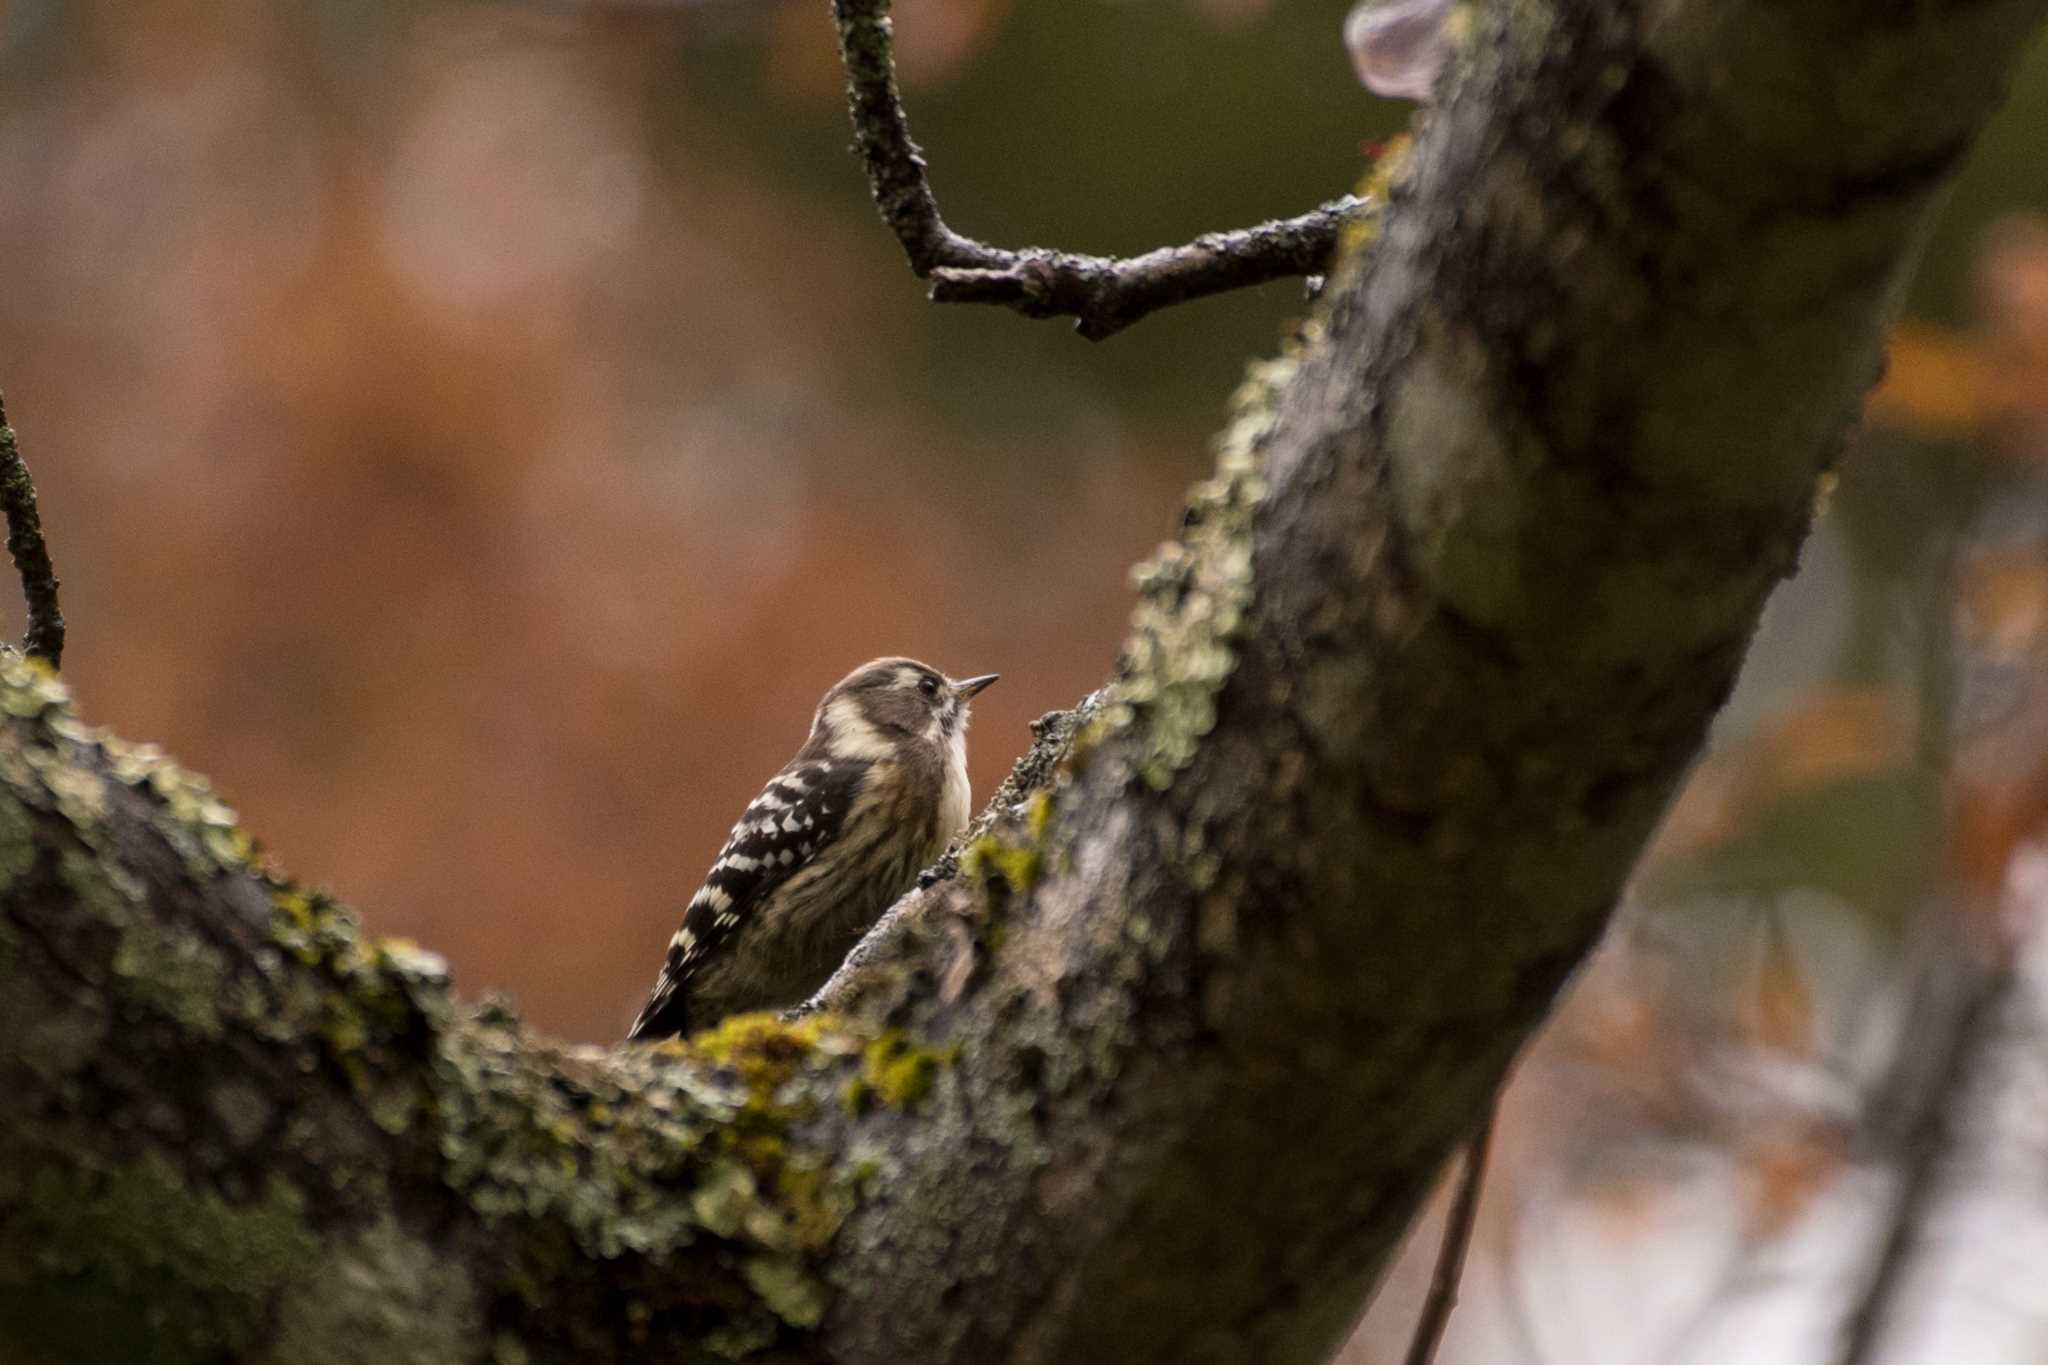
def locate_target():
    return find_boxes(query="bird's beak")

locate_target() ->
[954,674,999,700]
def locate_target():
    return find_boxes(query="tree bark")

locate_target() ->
[3,2,2044,1362]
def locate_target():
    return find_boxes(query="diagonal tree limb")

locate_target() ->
[0,393,63,669]
[829,0,1373,339]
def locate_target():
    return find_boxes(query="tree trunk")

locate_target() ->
[3,2,2044,1362]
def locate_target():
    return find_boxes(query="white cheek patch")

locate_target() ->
[823,695,896,760]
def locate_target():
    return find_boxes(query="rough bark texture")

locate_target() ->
[2,1,2044,1362]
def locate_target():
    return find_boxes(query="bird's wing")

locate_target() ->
[627,756,864,1040]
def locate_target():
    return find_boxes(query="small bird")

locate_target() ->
[627,658,998,1041]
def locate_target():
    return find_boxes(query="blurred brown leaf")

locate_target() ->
[1751,687,1909,796]
[1949,766,2048,906]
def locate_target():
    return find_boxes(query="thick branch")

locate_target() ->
[829,0,1371,338]
[818,1,2048,1359]
[3,1,2046,1362]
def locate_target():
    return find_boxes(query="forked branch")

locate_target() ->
[829,0,1373,339]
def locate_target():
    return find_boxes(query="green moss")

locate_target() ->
[433,1006,859,1287]
[5,1153,318,1365]
[687,1013,843,1162]
[682,1013,859,1255]
[1024,788,1053,839]
[689,1011,841,1109]
[956,789,1056,910]
[960,829,1043,894]
[842,1029,955,1115]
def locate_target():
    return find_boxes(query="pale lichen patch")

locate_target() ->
[0,655,70,719]
[1113,348,1292,788]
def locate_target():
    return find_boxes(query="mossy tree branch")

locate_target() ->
[4,0,2046,1362]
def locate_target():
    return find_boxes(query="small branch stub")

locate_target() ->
[0,393,64,670]
[830,0,1371,338]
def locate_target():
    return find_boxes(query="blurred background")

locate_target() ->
[1,2,2046,1361]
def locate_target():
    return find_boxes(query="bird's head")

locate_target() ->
[812,657,998,757]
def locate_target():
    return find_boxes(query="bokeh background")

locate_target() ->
[3,2,2047,1361]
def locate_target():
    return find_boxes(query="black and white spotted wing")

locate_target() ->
[628,757,863,1040]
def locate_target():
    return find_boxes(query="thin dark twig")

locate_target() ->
[1402,1098,1497,1365]
[828,0,1374,340]
[0,394,64,670]
[1834,969,2005,1365]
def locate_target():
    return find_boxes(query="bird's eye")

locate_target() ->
[918,676,939,698]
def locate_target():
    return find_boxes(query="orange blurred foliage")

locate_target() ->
[1872,214,2048,452]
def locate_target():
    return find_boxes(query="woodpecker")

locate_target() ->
[627,658,998,1041]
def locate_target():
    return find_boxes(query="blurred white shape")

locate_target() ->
[1344,0,1454,102]
[380,44,648,316]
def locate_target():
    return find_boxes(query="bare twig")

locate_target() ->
[1835,468,2046,1365]
[1834,969,2004,1365]
[828,0,1373,340]
[1402,1098,1497,1365]
[0,394,63,670]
